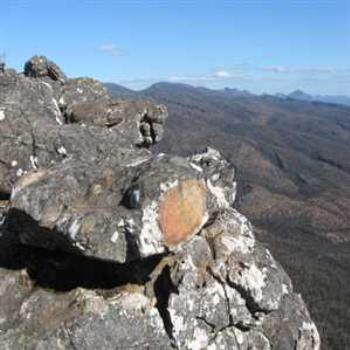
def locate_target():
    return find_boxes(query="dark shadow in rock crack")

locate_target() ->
[5,208,84,254]
[0,192,10,201]
[25,248,164,291]
[0,210,164,292]
[154,265,178,346]
[226,278,270,316]
[0,238,164,292]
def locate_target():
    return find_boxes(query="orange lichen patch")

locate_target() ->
[159,179,207,247]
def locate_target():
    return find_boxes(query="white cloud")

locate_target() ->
[214,70,232,78]
[98,43,122,57]
[169,69,240,83]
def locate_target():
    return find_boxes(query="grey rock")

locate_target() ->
[0,56,320,350]
[24,55,67,83]
[189,147,236,210]
[0,268,33,333]
[0,59,167,196]
[207,327,270,350]
[262,292,321,350]
[59,78,110,111]
[65,99,168,146]
[0,287,171,350]
[8,151,234,262]
[0,193,321,350]
[44,291,171,350]
[165,208,320,349]
[0,69,64,194]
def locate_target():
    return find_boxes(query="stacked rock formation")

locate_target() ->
[0,56,320,349]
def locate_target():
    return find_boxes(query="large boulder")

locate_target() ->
[65,99,167,146]
[24,55,67,82]
[8,149,235,262]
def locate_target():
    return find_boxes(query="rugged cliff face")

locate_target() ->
[0,56,320,350]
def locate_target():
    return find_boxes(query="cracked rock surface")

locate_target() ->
[0,57,320,349]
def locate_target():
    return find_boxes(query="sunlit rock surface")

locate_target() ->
[0,57,320,349]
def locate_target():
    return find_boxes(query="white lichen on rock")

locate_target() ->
[110,230,119,243]
[29,155,38,169]
[138,201,165,257]
[187,327,210,350]
[207,179,230,208]
[0,109,5,121]
[232,263,266,302]
[68,219,81,241]
[57,146,67,156]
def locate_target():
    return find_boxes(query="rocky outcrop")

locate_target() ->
[24,55,67,82]
[0,57,167,196]
[0,57,320,349]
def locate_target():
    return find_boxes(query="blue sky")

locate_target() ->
[1,0,349,95]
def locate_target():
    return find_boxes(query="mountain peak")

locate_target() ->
[288,89,312,100]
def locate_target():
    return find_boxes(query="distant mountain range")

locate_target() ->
[277,89,350,106]
[223,87,350,106]
[105,82,350,106]
[106,81,350,349]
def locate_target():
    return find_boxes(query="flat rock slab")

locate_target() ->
[0,283,171,350]
[7,150,236,263]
